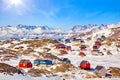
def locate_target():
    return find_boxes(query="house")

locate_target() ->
[80,60,90,69]
[80,39,85,43]
[59,50,67,55]
[73,38,81,42]
[97,38,102,42]
[79,52,86,57]
[61,58,71,63]
[43,47,51,52]
[56,44,66,49]
[19,46,24,49]
[98,51,104,56]
[13,47,23,51]
[66,46,71,51]
[19,59,32,68]
[101,35,106,41]
[94,65,106,76]
[93,45,98,51]
[34,59,52,65]
[65,39,71,43]
[95,41,101,47]
[53,40,59,44]
[80,45,86,50]
[92,50,104,56]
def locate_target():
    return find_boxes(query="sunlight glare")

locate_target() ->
[10,0,22,6]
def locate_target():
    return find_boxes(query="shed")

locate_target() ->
[79,52,86,57]
[19,59,32,68]
[94,65,106,76]
[80,60,90,69]
[34,59,52,65]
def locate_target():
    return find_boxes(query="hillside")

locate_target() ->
[0,24,120,80]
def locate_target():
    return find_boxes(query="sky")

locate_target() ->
[0,0,120,30]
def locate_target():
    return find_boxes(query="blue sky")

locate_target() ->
[0,0,120,30]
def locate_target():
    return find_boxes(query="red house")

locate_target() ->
[56,44,66,49]
[80,45,86,50]
[79,52,86,57]
[66,46,71,51]
[95,41,101,47]
[19,59,32,68]
[59,50,67,55]
[80,60,90,69]
[19,46,24,49]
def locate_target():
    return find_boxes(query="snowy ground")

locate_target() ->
[0,27,120,80]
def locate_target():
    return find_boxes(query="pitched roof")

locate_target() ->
[80,60,89,64]
[95,65,104,70]
[19,59,31,64]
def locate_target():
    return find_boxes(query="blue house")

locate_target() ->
[34,60,53,66]
[61,58,71,63]
[65,39,71,43]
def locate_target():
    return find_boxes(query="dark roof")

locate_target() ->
[79,52,85,55]
[93,45,98,48]
[66,46,71,48]
[58,44,65,46]
[19,59,31,64]
[80,60,89,64]
[95,66,104,70]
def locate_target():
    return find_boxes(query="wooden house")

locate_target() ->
[43,47,51,52]
[19,46,24,49]
[66,46,71,51]
[65,39,71,43]
[73,38,81,42]
[80,60,90,69]
[59,50,67,55]
[93,45,98,51]
[61,58,71,63]
[34,59,52,66]
[79,52,86,57]
[95,41,101,47]
[101,35,106,41]
[53,40,59,44]
[19,59,32,68]
[94,65,106,76]
[80,45,86,51]
[56,44,66,49]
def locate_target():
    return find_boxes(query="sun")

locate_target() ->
[10,0,22,6]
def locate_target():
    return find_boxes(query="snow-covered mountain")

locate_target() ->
[0,23,120,40]
[0,23,120,80]
[71,23,120,33]
[0,24,62,40]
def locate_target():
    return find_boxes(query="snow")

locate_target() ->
[0,24,120,80]
[0,73,61,80]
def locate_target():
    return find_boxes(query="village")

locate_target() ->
[0,26,120,80]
